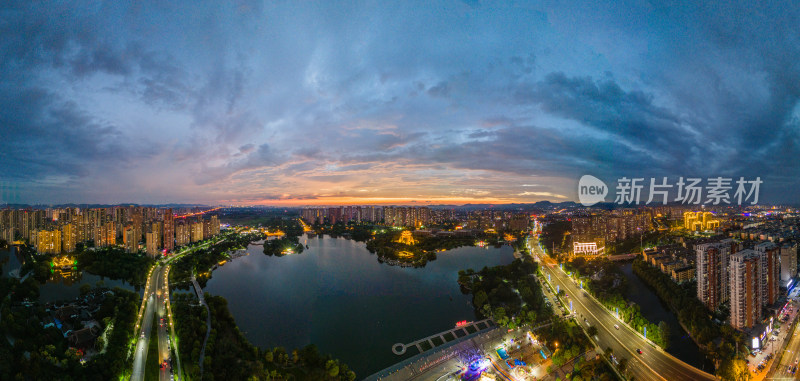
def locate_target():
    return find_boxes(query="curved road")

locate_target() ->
[531,239,715,381]
[131,237,224,381]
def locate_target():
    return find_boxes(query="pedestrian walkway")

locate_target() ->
[191,274,212,379]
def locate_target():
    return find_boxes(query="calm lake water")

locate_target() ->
[204,235,515,377]
[619,262,715,371]
[0,246,140,303]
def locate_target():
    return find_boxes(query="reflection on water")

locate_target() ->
[204,234,516,377]
[49,255,80,285]
[1,246,23,276]
[0,247,139,303]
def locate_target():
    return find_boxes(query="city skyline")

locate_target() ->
[3,2,800,206]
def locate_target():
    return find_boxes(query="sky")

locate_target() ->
[1,1,799,206]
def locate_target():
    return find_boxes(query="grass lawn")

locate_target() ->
[145,315,160,380]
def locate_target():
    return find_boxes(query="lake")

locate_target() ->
[203,234,515,377]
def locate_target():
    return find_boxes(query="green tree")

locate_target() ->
[658,321,670,348]
[326,360,339,378]
[473,290,488,308]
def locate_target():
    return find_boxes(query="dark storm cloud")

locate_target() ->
[1,1,800,204]
[0,87,131,180]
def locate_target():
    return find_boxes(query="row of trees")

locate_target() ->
[564,258,669,349]
[311,222,374,242]
[632,259,749,379]
[539,219,571,256]
[172,292,355,380]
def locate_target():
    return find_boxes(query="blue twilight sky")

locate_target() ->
[1,1,799,205]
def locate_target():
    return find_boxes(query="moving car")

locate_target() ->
[636,349,643,354]
[614,324,619,330]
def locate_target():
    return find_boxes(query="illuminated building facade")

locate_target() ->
[684,211,720,231]
[191,221,204,242]
[37,229,62,254]
[145,231,158,258]
[61,223,76,253]
[176,221,190,246]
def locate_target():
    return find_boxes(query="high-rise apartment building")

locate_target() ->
[729,249,762,330]
[781,243,798,281]
[145,231,158,258]
[175,221,190,246]
[696,238,739,310]
[61,223,76,253]
[729,244,781,330]
[754,242,780,306]
[37,229,62,254]
[163,209,174,252]
[210,215,220,236]
[124,226,138,253]
[150,221,162,250]
[191,221,204,242]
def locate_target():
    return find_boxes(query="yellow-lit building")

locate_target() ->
[61,223,76,253]
[683,211,720,231]
[146,231,159,258]
[37,229,62,254]
[191,222,204,242]
[175,222,190,246]
[396,230,416,245]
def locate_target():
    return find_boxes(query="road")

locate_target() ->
[130,236,226,380]
[774,319,800,379]
[769,288,800,379]
[132,263,178,381]
[156,264,173,381]
[131,266,162,381]
[530,238,715,381]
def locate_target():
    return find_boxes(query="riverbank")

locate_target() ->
[619,261,714,371]
[172,292,356,380]
[631,258,748,376]
[563,257,669,349]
